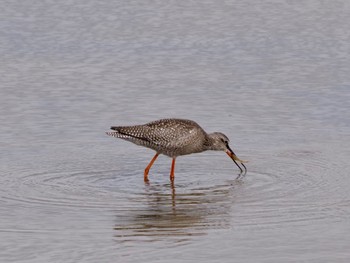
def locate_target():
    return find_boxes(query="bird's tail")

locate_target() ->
[106,131,120,137]
[106,126,148,141]
[106,126,124,138]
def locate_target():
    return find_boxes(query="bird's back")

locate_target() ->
[107,118,208,157]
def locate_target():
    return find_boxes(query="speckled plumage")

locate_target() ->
[106,118,247,182]
[107,119,208,157]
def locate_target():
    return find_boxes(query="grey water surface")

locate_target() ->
[1,1,350,262]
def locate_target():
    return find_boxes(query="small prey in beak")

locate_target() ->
[225,146,247,175]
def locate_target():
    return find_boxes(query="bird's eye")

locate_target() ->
[220,138,228,145]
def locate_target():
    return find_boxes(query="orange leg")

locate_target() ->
[144,153,159,182]
[170,158,176,182]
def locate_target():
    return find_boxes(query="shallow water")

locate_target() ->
[1,1,350,262]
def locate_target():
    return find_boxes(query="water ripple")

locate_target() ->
[1,146,349,244]
[229,147,350,229]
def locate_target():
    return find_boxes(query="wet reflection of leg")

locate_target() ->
[170,180,176,208]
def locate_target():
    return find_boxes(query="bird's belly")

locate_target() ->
[158,145,205,158]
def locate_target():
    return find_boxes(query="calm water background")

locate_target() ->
[1,0,350,262]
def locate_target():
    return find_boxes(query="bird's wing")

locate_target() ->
[108,119,206,152]
[145,119,205,148]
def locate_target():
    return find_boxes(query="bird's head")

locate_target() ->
[208,132,248,173]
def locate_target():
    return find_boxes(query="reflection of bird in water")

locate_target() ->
[113,181,239,242]
[106,118,247,182]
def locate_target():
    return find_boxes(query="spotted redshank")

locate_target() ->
[106,118,247,182]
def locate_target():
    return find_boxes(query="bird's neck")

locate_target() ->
[203,133,216,150]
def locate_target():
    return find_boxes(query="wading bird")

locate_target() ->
[106,118,247,182]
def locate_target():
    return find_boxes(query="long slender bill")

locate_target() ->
[225,148,248,174]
